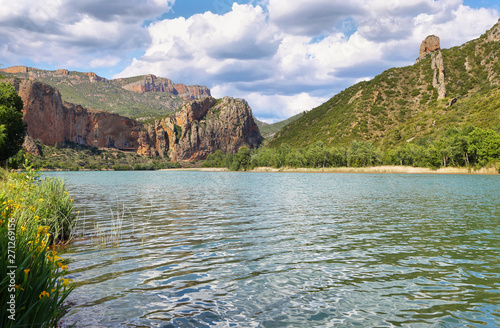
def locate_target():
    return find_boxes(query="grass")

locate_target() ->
[0,165,77,327]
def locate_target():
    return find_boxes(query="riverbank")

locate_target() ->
[161,165,498,174]
[251,165,499,174]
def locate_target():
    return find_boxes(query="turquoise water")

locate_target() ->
[45,171,500,327]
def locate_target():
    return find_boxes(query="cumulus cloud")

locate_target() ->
[2,0,498,122]
[0,0,174,68]
[116,1,498,122]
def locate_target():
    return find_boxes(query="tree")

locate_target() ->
[0,83,26,165]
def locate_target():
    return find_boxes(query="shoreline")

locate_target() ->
[163,166,498,175]
[38,166,498,175]
[253,166,499,174]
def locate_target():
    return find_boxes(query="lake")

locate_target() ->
[44,171,500,327]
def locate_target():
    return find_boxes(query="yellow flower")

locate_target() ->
[24,269,30,275]
[64,191,69,195]
[0,219,3,225]
[39,198,44,202]
[34,215,40,220]
[39,291,50,299]
[77,211,80,214]
[70,199,74,202]
[20,226,27,232]
[51,289,56,292]
[60,278,73,286]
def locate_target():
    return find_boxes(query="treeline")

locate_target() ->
[202,125,500,171]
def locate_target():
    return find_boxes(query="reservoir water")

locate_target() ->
[45,171,500,327]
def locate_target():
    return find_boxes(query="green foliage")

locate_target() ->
[28,142,181,171]
[0,83,26,163]
[204,125,500,170]
[269,28,500,151]
[0,169,76,327]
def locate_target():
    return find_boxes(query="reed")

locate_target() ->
[0,167,76,327]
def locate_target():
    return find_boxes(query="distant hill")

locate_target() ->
[256,112,306,139]
[269,19,500,150]
[0,67,210,120]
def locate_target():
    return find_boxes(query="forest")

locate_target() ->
[203,125,500,172]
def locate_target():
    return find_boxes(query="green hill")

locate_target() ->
[0,70,187,120]
[269,20,500,150]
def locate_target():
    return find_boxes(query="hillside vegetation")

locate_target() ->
[0,71,186,120]
[270,21,500,150]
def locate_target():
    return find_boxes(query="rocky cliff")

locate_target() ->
[416,35,447,99]
[118,74,211,101]
[12,80,142,149]
[9,79,261,160]
[137,96,263,161]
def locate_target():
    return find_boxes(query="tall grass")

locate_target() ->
[0,166,77,327]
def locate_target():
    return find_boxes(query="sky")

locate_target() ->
[0,1,498,123]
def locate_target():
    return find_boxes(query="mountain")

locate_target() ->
[269,19,500,150]
[8,79,262,161]
[0,67,210,120]
[257,112,306,139]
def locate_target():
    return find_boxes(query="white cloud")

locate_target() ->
[116,1,498,122]
[0,0,174,68]
[2,0,498,122]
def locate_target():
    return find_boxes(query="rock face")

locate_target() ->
[11,80,261,160]
[0,66,36,74]
[431,51,447,99]
[14,80,143,149]
[419,35,440,61]
[121,75,211,101]
[486,19,500,42]
[416,35,446,99]
[137,96,263,161]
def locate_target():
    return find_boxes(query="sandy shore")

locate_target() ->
[160,165,498,174]
[250,166,499,175]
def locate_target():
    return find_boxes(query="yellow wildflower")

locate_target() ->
[35,215,40,220]
[70,199,74,202]
[60,278,73,286]
[51,288,56,292]
[39,291,50,299]
[39,198,44,202]
[0,219,3,225]
[77,211,80,214]
[24,269,30,275]
[20,226,27,232]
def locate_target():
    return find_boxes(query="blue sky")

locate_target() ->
[0,0,498,122]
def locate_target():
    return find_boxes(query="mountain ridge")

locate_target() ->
[0,66,210,120]
[269,19,500,150]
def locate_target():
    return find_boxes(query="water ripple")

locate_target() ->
[43,171,500,328]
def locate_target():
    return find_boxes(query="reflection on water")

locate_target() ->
[44,171,500,327]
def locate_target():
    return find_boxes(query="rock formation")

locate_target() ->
[137,96,263,161]
[416,35,446,99]
[14,80,143,149]
[120,75,211,101]
[431,51,447,99]
[486,19,500,42]
[9,80,261,160]
[418,35,440,61]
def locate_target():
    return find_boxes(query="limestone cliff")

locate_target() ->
[10,80,261,160]
[13,80,142,149]
[119,74,211,101]
[137,97,263,161]
[418,35,441,61]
